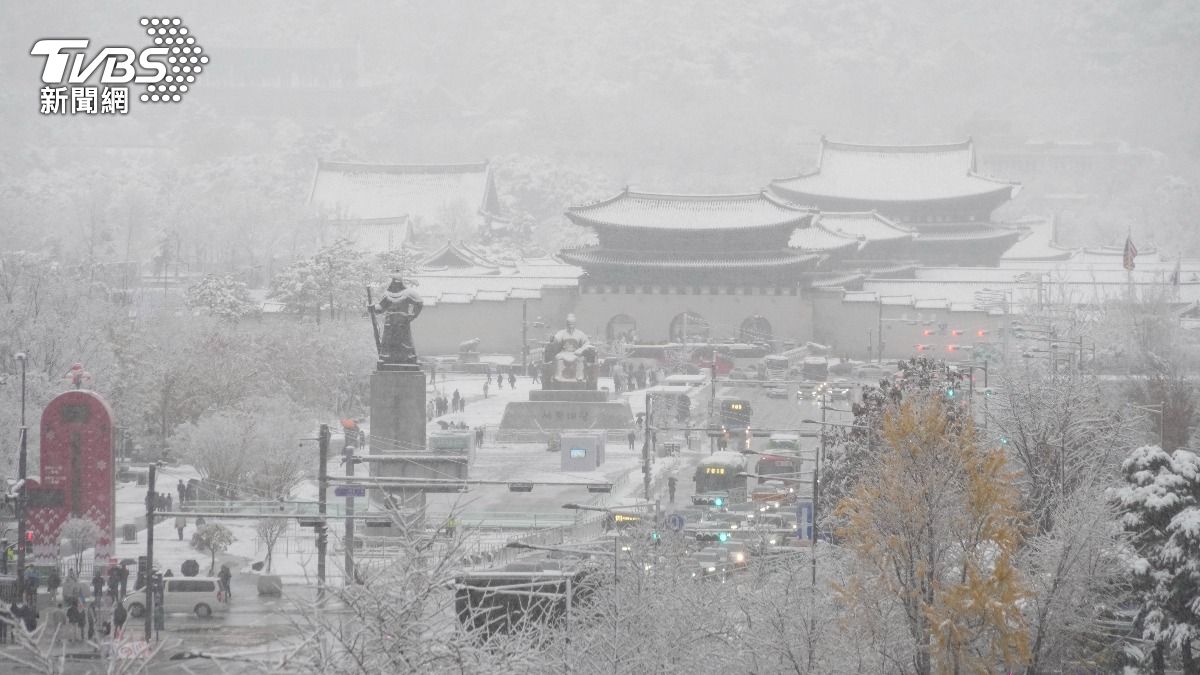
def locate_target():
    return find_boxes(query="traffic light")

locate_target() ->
[24,530,33,554]
[946,344,959,352]
[976,329,988,337]
[915,344,928,351]
[999,436,1009,445]
[951,329,964,336]
[695,530,731,543]
[922,329,934,337]
[946,387,956,399]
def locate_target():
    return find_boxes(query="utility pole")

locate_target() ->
[876,300,884,363]
[344,442,356,586]
[642,393,651,501]
[144,463,156,642]
[813,392,826,587]
[521,300,528,375]
[708,352,717,453]
[15,352,27,602]
[317,424,329,601]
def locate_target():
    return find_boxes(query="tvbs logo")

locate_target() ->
[31,17,207,115]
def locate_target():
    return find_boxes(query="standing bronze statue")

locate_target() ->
[368,276,423,368]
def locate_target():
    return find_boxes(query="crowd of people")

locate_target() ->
[1,564,132,645]
[612,362,663,394]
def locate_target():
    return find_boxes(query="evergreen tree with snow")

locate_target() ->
[1113,445,1200,673]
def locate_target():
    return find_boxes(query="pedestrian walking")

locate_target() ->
[218,565,232,602]
[508,372,516,389]
[175,515,187,540]
[177,479,186,505]
[495,373,503,390]
[112,600,127,639]
[118,564,129,598]
[66,600,84,641]
[47,567,61,601]
[107,566,120,598]
[23,567,39,604]
[92,571,105,601]
[627,429,637,451]
[452,389,461,412]
[62,569,78,604]
[166,493,173,512]
[48,602,67,640]
[85,599,97,640]
[483,381,489,398]
[668,476,677,503]
[18,599,37,632]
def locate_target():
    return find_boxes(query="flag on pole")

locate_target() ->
[1123,235,1138,271]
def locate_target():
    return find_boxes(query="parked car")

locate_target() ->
[126,577,227,619]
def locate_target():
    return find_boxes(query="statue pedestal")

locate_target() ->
[499,386,633,443]
[369,369,471,528]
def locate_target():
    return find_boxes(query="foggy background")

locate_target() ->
[3,0,1200,268]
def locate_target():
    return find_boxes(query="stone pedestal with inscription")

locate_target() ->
[498,390,633,442]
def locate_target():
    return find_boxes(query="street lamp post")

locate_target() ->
[14,352,27,601]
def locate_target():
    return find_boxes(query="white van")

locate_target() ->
[126,577,227,618]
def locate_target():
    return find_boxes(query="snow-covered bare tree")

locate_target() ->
[170,396,311,498]
[58,516,101,576]
[988,363,1138,534]
[255,518,289,574]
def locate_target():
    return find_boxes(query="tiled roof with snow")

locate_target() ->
[770,138,1018,203]
[308,160,503,224]
[566,190,812,231]
[788,222,861,253]
[558,248,822,271]
[816,211,913,242]
[412,258,582,307]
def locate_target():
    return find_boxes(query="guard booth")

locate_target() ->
[560,430,606,471]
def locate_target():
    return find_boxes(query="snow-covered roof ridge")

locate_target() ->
[565,189,814,231]
[816,211,913,242]
[307,158,507,231]
[788,221,863,252]
[770,137,1019,203]
[421,240,500,270]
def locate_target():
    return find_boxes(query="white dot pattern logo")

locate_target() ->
[140,17,207,104]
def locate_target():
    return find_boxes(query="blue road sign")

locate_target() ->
[666,512,686,533]
[334,486,366,497]
[795,500,813,541]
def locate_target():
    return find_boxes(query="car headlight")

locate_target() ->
[769,539,777,545]
[707,566,716,573]
[734,552,745,563]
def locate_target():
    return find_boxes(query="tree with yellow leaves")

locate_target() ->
[836,394,1030,675]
